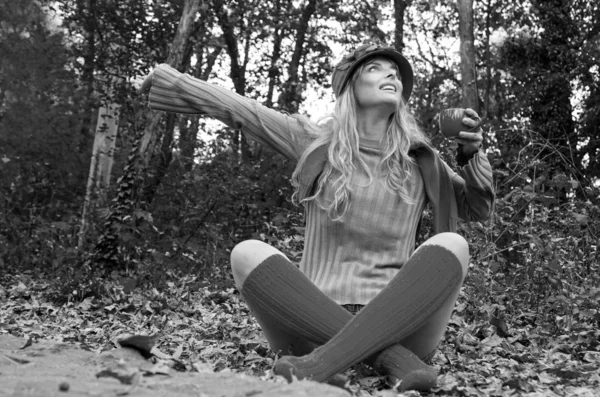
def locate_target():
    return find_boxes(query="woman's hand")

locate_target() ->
[455,108,483,157]
[134,70,155,93]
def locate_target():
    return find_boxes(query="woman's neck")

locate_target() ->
[356,109,392,140]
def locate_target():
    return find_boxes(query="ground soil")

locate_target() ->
[0,335,349,397]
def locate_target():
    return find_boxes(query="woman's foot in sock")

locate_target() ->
[368,344,438,391]
[275,353,437,391]
[273,354,328,382]
[274,356,349,389]
[387,368,437,392]
[325,373,350,389]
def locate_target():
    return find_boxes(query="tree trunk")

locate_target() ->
[277,0,317,113]
[530,0,575,146]
[78,99,119,248]
[214,0,245,95]
[266,0,285,109]
[240,10,255,161]
[214,0,251,160]
[142,113,177,204]
[138,0,201,163]
[457,0,480,112]
[139,0,202,205]
[483,0,493,120]
[78,0,97,144]
[254,0,287,162]
[393,0,410,51]
[179,115,199,172]
[200,46,223,81]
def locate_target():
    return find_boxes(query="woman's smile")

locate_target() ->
[379,83,398,93]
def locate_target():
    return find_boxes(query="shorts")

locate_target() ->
[341,303,365,315]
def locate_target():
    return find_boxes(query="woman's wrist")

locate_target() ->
[456,144,479,167]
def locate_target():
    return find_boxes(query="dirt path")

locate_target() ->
[0,335,349,397]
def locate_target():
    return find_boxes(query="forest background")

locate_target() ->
[0,0,599,395]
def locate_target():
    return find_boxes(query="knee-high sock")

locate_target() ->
[241,254,438,391]
[272,244,463,383]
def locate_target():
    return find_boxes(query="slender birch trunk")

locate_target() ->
[457,0,480,112]
[79,99,120,248]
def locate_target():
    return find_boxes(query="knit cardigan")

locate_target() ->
[297,142,494,234]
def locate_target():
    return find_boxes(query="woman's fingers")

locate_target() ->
[457,131,483,143]
[137,70,154,93]
[462,108,482,130]
[463,108,481,120]
[461,117,480,129]
[456,130,483,155]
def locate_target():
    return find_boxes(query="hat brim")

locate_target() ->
[342,49,414,102]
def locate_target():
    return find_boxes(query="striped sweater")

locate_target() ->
[148,64,495,305]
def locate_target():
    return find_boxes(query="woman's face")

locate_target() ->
[353,57,403,113]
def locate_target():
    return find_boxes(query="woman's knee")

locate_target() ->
[230,239,286,288]
[421,232,469,275]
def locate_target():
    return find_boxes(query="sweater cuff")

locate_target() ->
[148,64,200,114]
[460,151,494,190]
[456,144,478,167]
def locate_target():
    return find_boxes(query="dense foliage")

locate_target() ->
[0,0,599,394]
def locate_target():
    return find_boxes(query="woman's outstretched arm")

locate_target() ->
[140,64,314,161]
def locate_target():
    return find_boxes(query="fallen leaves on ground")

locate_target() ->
[0,272,598,397]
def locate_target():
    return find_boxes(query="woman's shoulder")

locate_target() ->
[291,113,333,131]
[409,141,435,156]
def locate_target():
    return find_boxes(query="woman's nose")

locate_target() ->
[386,69,398,79]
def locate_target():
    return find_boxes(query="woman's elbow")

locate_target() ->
[467,199,495,222]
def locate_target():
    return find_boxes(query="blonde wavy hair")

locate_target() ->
[291,60,431,221]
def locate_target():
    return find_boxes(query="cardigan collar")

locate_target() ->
[296,142,458,234]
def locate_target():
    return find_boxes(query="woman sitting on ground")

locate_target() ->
[140,42,494,391]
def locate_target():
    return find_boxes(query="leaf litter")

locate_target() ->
[0,272,598,397]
